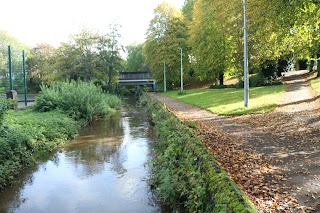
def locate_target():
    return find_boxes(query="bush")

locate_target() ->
[250,72,266,87]
[34,80,121,124]
[236,72,282,88]
[0,109,79,189]
[142,95,257,212]
[0,88,8,126]
[209,84,235,89]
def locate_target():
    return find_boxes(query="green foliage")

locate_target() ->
[178,90,186,95]
[141,95,257,212]
[144,2,190,86]
[0,89,8,125]
[0,109,79,189]
[163,86,284,115]
[0,31,30,93]
[311,77,320,96]
[126,44,146,71]
[34,80,121,124]
[26,43,57,85]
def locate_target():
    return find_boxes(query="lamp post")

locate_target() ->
[163,60,166,92]
[243,0,249,107]
[179,47,183,92]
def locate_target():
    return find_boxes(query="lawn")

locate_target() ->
[311,77,320,95]
[162,85,285,115]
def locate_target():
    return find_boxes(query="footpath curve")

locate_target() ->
[149,71,320,212]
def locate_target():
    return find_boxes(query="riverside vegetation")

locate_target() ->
[0,80,120,189]
[141,95,257,212]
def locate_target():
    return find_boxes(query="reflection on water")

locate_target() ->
[0,98,160,213]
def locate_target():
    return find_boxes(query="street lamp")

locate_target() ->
[179,47,183,92]
[243,0,249,107]
[163,60,166,92]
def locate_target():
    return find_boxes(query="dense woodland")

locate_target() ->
[0,0,319,92]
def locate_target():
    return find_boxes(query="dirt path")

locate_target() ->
[149,71,320,212]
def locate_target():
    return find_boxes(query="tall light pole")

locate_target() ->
[179,47,183,92]
[243,0,249,107]
[163,60,166,92]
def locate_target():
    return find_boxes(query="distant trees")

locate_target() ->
[27,43,57,83]
[125,44,145,72]
[26,25,124,90]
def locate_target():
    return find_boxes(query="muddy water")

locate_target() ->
[0,99,160,213]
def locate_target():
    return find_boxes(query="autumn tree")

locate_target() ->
[189,0,242,84]
[144,2,189,87]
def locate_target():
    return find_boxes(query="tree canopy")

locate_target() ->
[144,2,189,87]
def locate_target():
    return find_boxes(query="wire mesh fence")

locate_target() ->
[0,40,33,107]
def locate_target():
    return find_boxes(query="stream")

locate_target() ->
[0,98,160,213]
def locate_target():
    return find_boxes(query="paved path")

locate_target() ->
[149,71,320,212]
[277,70,319,113]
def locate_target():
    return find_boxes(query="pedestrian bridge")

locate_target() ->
[118,72,156,92]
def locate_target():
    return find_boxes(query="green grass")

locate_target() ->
[162,85,285,115]
[0,109,79,189]
[311,77,320,95]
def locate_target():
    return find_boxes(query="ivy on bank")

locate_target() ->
[141,95,257,212]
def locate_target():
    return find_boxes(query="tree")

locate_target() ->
[182,0,197,21]
[189,0,242,84]
[26,43,57,84]
[98,23,124,88]
[144,2,189,87]
[55,29,101,81]
[187,0,320,82]
[54,27,124,86]
[125,43,145,71]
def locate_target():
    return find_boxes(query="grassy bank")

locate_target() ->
[311,77,320,95]
[163,85,284,115]
[141,95,257,212]
[0,110,79,188]
[0,80,120,189]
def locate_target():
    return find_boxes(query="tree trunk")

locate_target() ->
[219,73,224,85]
[293,53,299,71]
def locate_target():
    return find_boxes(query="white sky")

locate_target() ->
[0,0,184,48]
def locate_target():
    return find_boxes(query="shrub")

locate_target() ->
[0,88,8,126]
[250,72,266,87]
[34,80,121,124]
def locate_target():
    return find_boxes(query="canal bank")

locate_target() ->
[0,98,160,213]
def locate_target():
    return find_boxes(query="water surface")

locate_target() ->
[0,99,159,213]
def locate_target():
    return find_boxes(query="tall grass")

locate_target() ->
[34,80,121,124]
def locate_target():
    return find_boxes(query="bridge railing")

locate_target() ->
[119,72,152,80]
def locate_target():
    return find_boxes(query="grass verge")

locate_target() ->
[141,95,257,212]
[162,85,284,115]
[311,77,320,95]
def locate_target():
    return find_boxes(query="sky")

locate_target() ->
[0,0,184,48]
